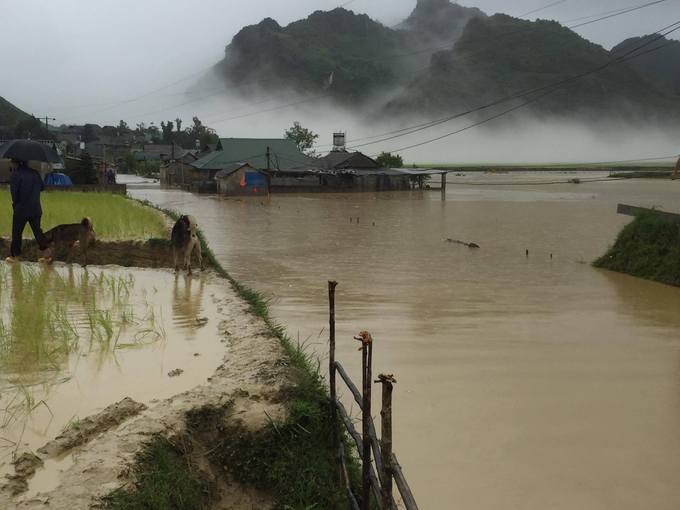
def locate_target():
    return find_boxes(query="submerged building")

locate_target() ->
[159,134,445,195]
[215,162,268,196]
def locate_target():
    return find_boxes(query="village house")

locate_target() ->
[184,137,313,193]
[160,145,216,188]
[215,162,269,196]
[268,146,418,192]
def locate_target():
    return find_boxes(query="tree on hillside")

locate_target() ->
[120,152,137,175]
[285,121,318,155]
[117,120,130,134]
[175,118,182,133]
[161,120,174,143]
[68,151,97,184]
[375,152,403,168]
[184,116,218,148]
[15,116,51,140]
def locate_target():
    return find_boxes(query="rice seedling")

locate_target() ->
[0,191,168,241]
[0,264,170,429]
[0,254,192,460]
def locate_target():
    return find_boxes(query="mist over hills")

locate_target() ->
[612,35,680,96]
[207,0,680,125]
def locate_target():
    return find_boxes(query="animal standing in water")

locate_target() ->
[171,215,202,274]
[43,217,96,264]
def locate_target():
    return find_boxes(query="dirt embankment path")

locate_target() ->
[0,238,182,268]
[0,276,293,509]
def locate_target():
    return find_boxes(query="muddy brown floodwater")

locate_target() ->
[130,173,680,510]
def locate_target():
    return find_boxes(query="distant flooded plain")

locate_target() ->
[131,172,680,510]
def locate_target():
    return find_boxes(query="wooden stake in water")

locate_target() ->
[328,281,339,471]
[376,373,397,510]
[356,331,374,510]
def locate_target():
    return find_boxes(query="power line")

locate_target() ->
[187,6,680,136]
[209,94,332,125]
[564,0,665,23]
[367,26,680,156]
[569,0,669,29]
[321,19,680,152]
[52,0,676,128]
[518,0,568,18]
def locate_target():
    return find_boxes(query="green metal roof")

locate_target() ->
[192,138,314,171]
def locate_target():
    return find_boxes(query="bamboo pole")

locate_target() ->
[376,374,396,510]
[328,281,339,483]
[392,453,419,510]
[336,361,362,405]
[356,331,373,510]
[336,361,385,479]
[338,443,360,510]
[336,400,383,507]
[329,281,338,406]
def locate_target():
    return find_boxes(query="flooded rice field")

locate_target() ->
[0,263,225,479]
[130,172,680,510]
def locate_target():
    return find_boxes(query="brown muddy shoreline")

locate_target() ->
[0,265,291,509]
[0,238,205,269]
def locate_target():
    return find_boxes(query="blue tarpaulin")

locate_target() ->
[245,172,266,187]
[45,173,73,187]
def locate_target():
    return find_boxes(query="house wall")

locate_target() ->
[217,167,269,196]
[270,175,320,189]
[161,162,193,187]
[269,173,412,193]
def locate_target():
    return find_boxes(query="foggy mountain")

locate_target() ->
[211,0,484,102]
[385,14,680,123]
[0,96,30,134]
[203,0,680,124]
[612,35,680,96]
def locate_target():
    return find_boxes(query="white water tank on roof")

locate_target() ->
[332,132,346,152]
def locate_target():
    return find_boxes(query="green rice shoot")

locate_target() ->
[0,191,167,241]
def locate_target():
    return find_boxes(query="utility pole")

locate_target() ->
[42,116,56,135]
[266,146,271,171]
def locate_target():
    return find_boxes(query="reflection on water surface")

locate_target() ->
[130,174,680,509]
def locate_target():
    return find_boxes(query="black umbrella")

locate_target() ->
[0,139,61,163]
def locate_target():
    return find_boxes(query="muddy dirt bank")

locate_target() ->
[0,277,292,509]
[0,238,207,269]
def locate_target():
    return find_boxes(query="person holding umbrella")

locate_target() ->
[0,140,60,262]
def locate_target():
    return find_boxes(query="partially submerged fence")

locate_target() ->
[328,281,419,510]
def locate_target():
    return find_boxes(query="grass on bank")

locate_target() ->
[101,437,212,510]
[0,190,167,240]
[594,212,680,286]
[101,201,358,510]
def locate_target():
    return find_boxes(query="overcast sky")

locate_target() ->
[2,0,678,127]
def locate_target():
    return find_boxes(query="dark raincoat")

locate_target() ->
[10,163,44,217]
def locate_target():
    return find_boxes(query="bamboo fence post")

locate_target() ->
[328,283,338,416]
[392,453,419,510]
[328,281,340,483]
[376,374,396,510]
[356,331,374,510]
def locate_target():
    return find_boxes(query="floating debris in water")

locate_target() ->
[167,369,184,378]
[446,239,480,249]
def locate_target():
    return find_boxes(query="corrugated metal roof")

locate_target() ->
[192,138,314,171]
[318,151,380,169]
[214,162,255,179]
